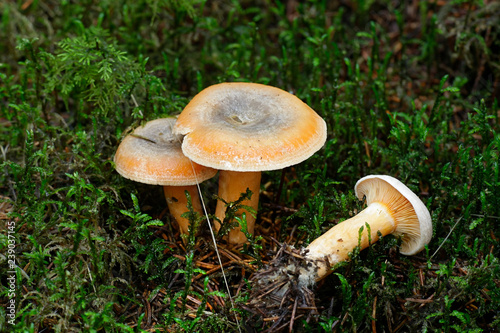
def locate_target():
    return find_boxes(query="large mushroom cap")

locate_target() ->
[173,82,327,172]
[114,118,217,186]
[354,175,432,255]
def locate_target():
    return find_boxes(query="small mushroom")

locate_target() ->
[114,118,217,235]
[174,82,327,244]
[305,174,433,280]
[247,175,432,323]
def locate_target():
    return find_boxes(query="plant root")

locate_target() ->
[242,242,324,332]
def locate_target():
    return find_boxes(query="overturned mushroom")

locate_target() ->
[114,118,217,235]
[305,174,432,281]
[173,82,327,245]
[247,175,432,322]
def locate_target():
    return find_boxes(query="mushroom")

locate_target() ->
[247,175,432,328]
[305,174,433,280]
[173,82,327,245]
[114,118,217,235]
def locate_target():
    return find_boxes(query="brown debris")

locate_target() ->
[243,241,320,332]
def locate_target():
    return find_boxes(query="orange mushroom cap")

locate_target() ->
[114,118,217,186]
[173,82,327,172]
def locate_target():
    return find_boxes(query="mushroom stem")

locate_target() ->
[306,202,396,280]
[214,170,261,245]
[163,185,203,235]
